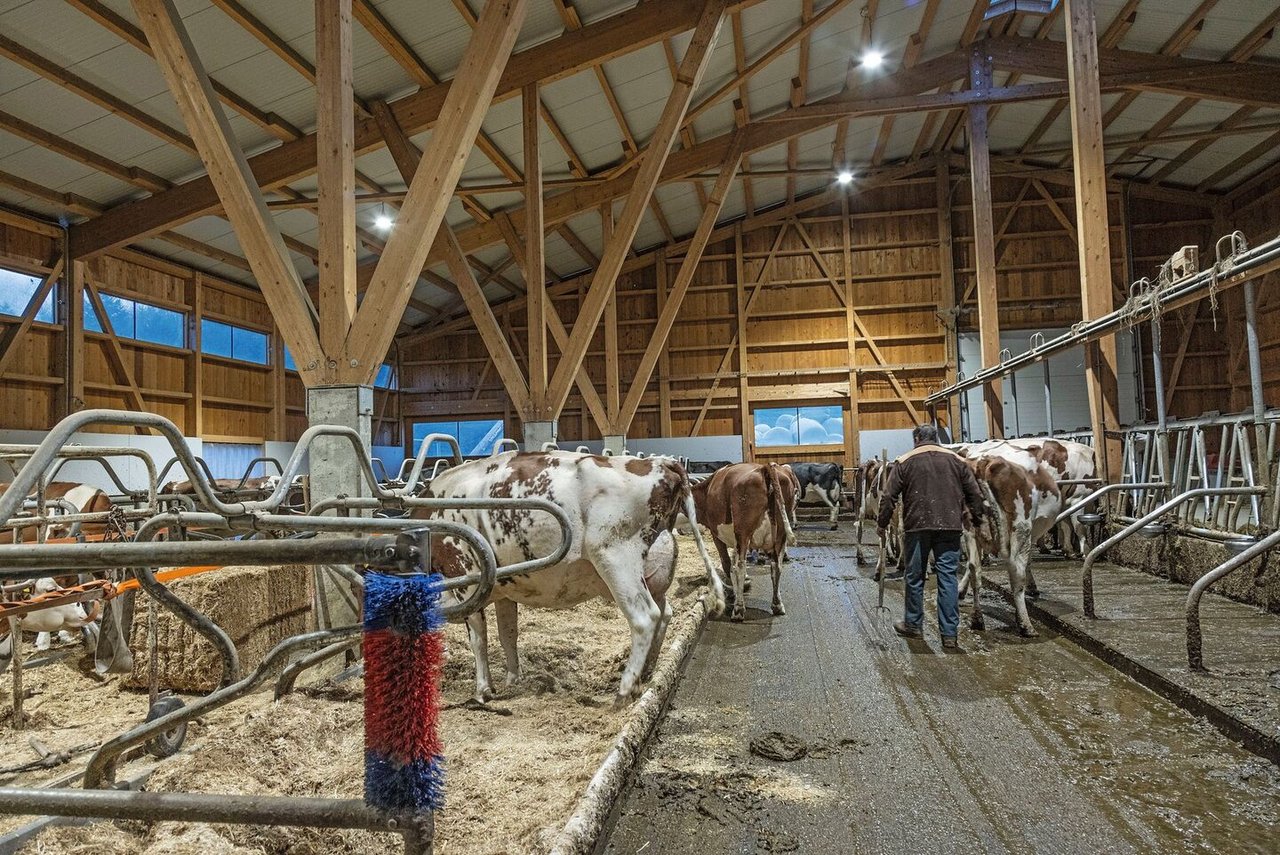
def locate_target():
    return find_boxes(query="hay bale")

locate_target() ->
[126,564,312,693]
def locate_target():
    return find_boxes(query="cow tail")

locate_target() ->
[763,464,796,548]
[679,476,726,616]
[78,599,104,627]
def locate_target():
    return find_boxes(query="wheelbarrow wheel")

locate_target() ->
[144,694,188,758]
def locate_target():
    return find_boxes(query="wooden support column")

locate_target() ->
[271,325,287,440]
[64,260,85,417]
[841,194,860,466]
[130,0,324,384]
[966,48,1004,440]
[656,251,673,437]
[342,0,528,382]
[316,0,357,358]
[603,207,620,431]
[1065,0,1122,480]
[618,137,743,434]
[185,273,204,436]
[735,223,751,459]
[544,0,728,418]
[936,160,958,437]
[523,81,548,421]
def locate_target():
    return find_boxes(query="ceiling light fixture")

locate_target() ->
[836,170,854,185]
[860,49,884,69]
[374,202,393,231]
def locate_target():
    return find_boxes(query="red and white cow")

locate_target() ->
[0,481,114,543]
[414,451,724,706]
[962,456,1062,637]
[0,578,102,667]
[855,459,900,569]
[954,438,1096,557]
[692,463,796,622]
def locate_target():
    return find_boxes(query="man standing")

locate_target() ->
[876,424,985,649]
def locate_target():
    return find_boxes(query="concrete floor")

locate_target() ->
[604,527,1280,854]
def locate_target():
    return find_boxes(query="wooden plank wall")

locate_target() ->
[0,213,399,445]
[401,173,1236,465]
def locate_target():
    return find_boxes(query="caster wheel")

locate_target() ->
[144,694,188,758]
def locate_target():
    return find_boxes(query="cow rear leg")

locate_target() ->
[494,598,521,689]
[466,607,496,701]
[731,541,748,622]
[1007,534,1038,637]
[714,538,735,607]
[35,632,51,651]
[964,531,985,631]
[643,596,672,679]
[770,553,785,616]
[594,543,663,705]
[823,491,838,530]
[1025,566,1041,599]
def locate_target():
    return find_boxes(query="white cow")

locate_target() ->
[962,456,1062,637]
[1,578,101,670]
[414,451,724,706]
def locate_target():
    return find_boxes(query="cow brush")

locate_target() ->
[363,570,446,814]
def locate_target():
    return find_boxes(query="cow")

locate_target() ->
[785,462,845,530]
[953,437,1097,560]
[962,456,1062,637]
[0,481,115,543]
[855,459,901,569]
[0,578,102,668]
[692,463,796,622]
[778,464,801,530]
[412,451,724,706]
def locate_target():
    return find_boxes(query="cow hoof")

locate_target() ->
[743,579,753,593]
[1026,587,1041,600]
[971,617,985,631]
[731,609,746,623]
[829,523,838,531]
[1019,625,1039,638]
[772,603,786,616]
[612,693,636,710]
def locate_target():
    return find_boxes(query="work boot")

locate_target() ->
[893,621,923,639]
[941,636,960,651]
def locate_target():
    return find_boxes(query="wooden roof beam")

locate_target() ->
[543,0,729,419]
[129,0,323,382]
[340,0,528,383]
[63,0,301,141]
[71,0,726,258]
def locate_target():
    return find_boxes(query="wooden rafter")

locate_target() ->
[342,0,529,383]
[967,49,1003,438]
[129,0,323,382]
[871,0,940,166]
[543,0,729,419]
[524,82,549,419]
[618,136,745,433]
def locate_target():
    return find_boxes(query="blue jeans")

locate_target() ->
[903,530,961,638]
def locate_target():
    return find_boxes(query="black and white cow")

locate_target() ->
[785,462,845,530]
[413,451,725,706]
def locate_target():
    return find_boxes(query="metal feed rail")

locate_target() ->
[0,409,580,852]
[925,230,1280,407]
[1186,526,1280,671]
[1080,486,1268,618]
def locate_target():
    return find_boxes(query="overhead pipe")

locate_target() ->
[925,230,1280,406]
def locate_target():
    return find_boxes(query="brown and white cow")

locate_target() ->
[954,438,1096,558]
[413,451,724,706]
[962,456,1062,637]
[855,459,900,569]
[0,578,102,666]
[0,481,114,543]
[691,463,796,622]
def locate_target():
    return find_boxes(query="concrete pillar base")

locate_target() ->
[522,420,558,451]
[306,385,372,631]
[602,434,627,455]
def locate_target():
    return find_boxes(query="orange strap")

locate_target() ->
[112,565,223,595]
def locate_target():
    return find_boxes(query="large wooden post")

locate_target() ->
[936,161,958,438]
[1065,0,1122,479]
[316,0,357,359]
[841,194,861,467]
[966,48,1004,440]
[523,81,548,429]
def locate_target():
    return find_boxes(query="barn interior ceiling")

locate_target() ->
[1,0,1279,336]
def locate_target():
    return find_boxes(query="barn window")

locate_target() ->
[753,405,844,447]
[204,442,265,480]
[0,267,56,325]
[82,291,184,347]
[374,363,397,389]
[411,419,504,458]
[202,319,269,364]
